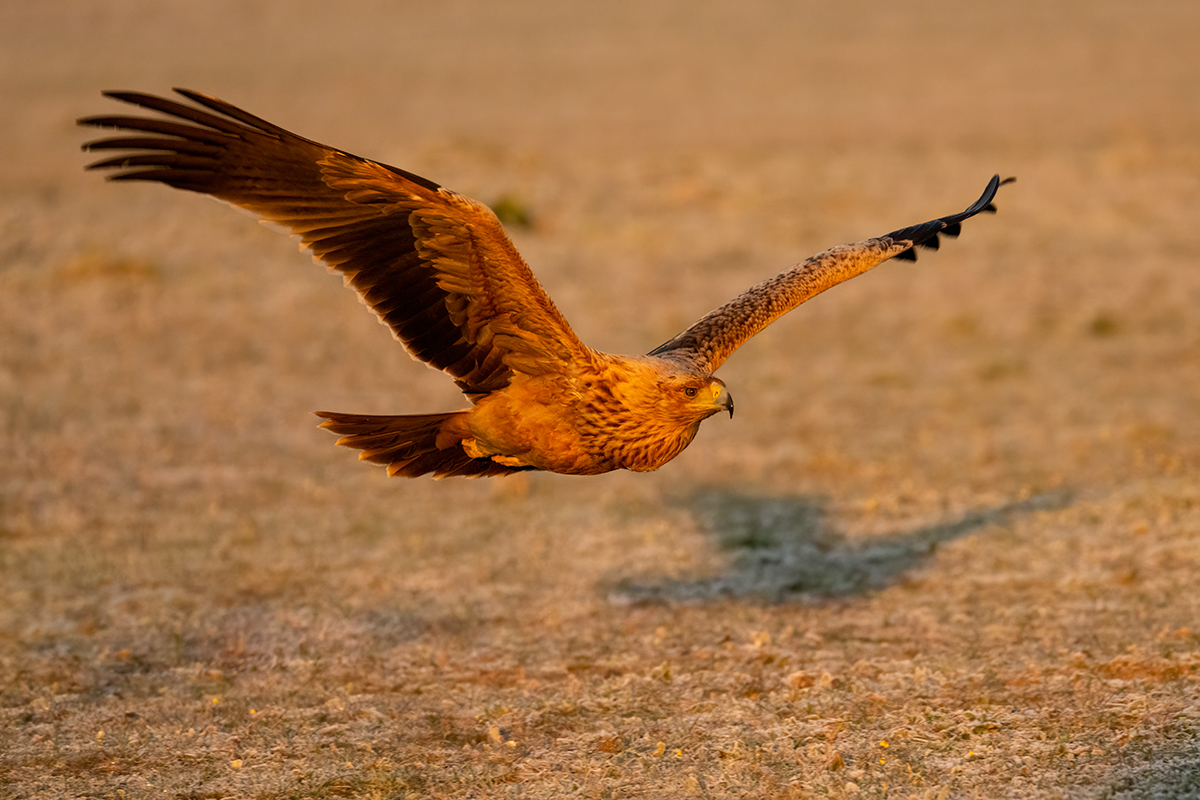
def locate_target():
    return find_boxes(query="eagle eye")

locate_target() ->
[683,387,698,398]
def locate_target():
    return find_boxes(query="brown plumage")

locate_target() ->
[79,89,1012,478]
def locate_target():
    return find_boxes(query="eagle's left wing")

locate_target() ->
[649,175,1014,373]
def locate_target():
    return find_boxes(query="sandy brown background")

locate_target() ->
[3,1,1199,797]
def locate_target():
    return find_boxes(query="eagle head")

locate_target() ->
[582,356,733,471]
[659,372,734,421]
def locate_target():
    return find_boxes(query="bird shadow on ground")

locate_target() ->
[608,487,1072,605]
[1098,747,1200,800]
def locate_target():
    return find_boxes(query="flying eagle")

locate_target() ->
[79,89,1012,479]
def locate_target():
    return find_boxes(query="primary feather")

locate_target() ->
[80,89,1011,478]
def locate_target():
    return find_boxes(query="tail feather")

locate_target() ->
[314,411,532,479]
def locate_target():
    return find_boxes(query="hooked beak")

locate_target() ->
[716,385,734,419]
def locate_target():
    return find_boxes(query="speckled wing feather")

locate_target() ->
[649,175,1013,373]
[79,89,589,396]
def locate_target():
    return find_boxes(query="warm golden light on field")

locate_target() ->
[3,1,1199,797]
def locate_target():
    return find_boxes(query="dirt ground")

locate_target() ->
[3,1,1200,797]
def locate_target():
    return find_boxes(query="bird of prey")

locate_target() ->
[79,89,1012,479]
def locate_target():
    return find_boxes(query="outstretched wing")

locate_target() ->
[79,89,590,397]
[649,175,1014,373]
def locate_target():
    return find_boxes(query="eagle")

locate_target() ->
[79,89,1012,479]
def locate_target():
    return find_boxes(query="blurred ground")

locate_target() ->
[2,1,1200,797]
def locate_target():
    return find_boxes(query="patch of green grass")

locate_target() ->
[488,194,534,229]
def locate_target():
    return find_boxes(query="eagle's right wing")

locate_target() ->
[80,89,591,397]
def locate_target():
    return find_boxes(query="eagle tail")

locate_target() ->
[314,411,532,479]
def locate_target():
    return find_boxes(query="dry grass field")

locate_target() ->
[3,2,1200,797]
